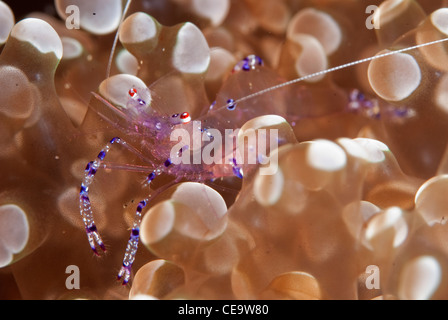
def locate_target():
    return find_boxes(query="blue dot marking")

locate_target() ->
[226,99,236,110]
[110,137,120,144]
[164,158,172,167]
[147,172,155,182]
[97,150,106,160]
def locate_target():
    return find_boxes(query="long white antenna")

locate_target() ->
[105,0,133,79]
[231,37,448,106]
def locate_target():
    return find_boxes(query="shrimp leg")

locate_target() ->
[79,136,154,255]
[117,177,182,285]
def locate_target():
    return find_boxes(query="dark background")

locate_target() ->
[3,0,57,20]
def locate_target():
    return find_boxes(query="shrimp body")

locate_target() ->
[81,65,261,284]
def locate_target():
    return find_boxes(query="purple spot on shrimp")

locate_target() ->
[364,100,374,108]
[85,161,93,172]
[177,145,189,157]
[233,166,243,179]
[231,158,243,178]
[136,200,147,212]
[136,201,146,212]
[147,172,155,182]
[110,137,120,144]
[227,99,236,110]
[233,55,263,72]
[164,158,172,167]
[131,229,139,236]
[97,150,106,160]
[394,109,406,117]
[118,264,132,284]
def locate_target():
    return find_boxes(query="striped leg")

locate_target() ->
[117,168,179,285]
[117,199,147,285]
[79,137,146,256]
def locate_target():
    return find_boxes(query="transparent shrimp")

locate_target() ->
[80,83,247,284]
[79,0,448,285]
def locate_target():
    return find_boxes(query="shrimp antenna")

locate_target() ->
[106,0,133,79]
[230,37,448,107]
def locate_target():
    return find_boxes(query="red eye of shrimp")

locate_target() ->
[128,88,137,97]
[170,112,191,124]
[179,112,191,123]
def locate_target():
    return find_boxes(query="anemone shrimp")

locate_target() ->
[76,0,448,286]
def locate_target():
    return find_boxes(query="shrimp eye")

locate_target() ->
[180,112,190,119]
[171,113,179,118]
[179,112,191,123]
[129,88,137,97]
